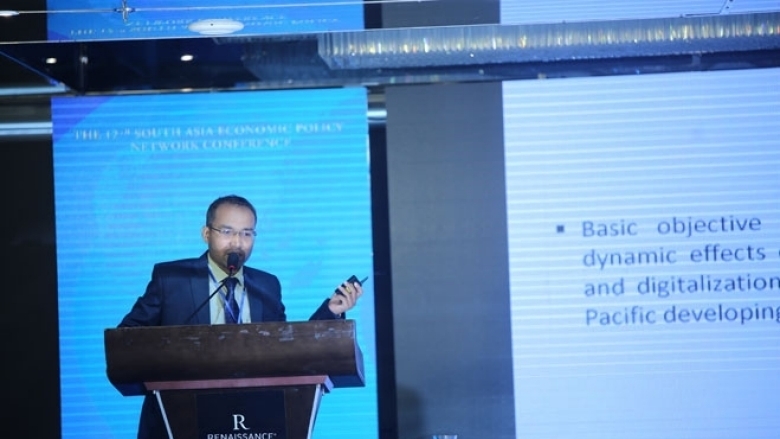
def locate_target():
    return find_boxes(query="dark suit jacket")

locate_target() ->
[118,252,341,439]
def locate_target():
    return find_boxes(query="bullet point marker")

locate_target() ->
[556,225,565,233]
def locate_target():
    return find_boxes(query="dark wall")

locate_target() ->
[382,0,499,27]
[385,83,514,439]
[379,2,511,437]
[1,137,60,439]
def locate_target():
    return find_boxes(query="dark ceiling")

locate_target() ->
[0,53,53,88]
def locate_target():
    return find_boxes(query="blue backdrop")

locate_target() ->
[52,87,376,439]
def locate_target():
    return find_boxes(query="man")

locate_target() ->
[118,194,363,439]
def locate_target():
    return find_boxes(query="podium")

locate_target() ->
[104,320,365,439]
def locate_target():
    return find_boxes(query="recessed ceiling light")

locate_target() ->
[45,57,58,64]
[187,19,244,35]
[0,10,21,17]
[180,54,194,62]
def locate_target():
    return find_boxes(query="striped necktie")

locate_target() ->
[224,277,240,324]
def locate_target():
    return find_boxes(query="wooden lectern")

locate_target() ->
[104,320,364,439]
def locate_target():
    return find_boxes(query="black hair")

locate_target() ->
[206,195,257,226]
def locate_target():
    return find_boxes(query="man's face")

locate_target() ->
[201,203,256,273]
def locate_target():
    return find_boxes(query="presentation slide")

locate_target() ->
[46,0,363,41]
[52,88,376,439]
[500,0,778,25]
[503,67,780,439]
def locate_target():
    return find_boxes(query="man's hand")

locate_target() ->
[328,280,363,316]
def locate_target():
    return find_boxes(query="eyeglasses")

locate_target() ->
[208,226,257,239]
